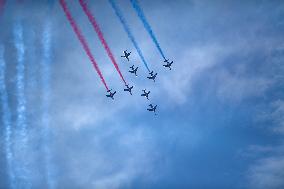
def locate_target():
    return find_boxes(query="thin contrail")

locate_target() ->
[129,0,166,60]
[0,45,15,189]
[79,0,127,85]
[41,20,55,189]
[60,0,110,91]
[13,21,30,189]
[108,0,151,72]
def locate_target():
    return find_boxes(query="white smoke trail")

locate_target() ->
[0,45,15,189]
[41,20,55,189]
[13,21,30,189]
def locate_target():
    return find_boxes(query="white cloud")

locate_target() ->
[245,100,284,189]
[215,70,272,103]
[159,43,234,104]
[55,125,157,189]
[248,156,284,189]
[270,100,284,134]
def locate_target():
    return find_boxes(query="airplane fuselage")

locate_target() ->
[124,86,133,95]
[121,51,131,61]
[141,90,150,100]
[106,90,116,100]
[147,74,157,82]
[147,107,156,112]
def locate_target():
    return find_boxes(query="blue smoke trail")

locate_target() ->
[0,45,15,189]
[108,0,151,72]
[13,22,30,189]
[129,0,166,60]
[41,20,55,189]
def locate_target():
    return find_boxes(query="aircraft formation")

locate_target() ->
[60,0,172,115]
[106,50,173,115]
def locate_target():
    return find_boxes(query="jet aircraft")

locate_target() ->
[106,89,116,100]
[129,65,138,76]
[141,89,150,100]
[147,71,157,82]
[121,50,131,61]
[124,84,134,95]
[147,104,157,114]
[163,60,173,70]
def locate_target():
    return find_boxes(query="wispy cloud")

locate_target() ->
[215,70,272,103]
[245,101,284,188]
[248,155,284,189]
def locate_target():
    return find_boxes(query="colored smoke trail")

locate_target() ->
[108,0,151,72]
[0,45,15,189]
[130,0,166,60]
[14,22,30,188]
[41,20,55,189]
[60,0,109,91]
[79,0,127,85]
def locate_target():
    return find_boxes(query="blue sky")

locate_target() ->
[0,0,284,188]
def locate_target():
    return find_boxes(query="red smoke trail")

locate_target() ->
[79,0,127,85]
[60,0,109,91]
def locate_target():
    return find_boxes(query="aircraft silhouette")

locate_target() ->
[163,59,173,70]
[147,71,157,82]
[124,84,134,95]
[129,65,138,76]
[106,89,116,100]
[121,50,131,61]
[141,89,150,100]
[147,104,157,115]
